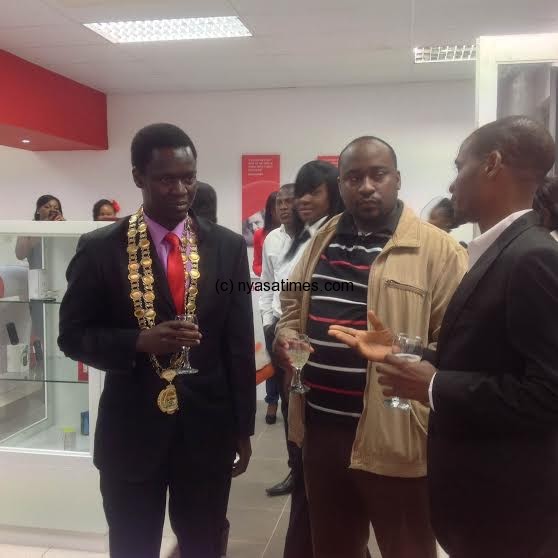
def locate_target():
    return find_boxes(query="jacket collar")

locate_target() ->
[316,202,421,250]
[436,210,540,358]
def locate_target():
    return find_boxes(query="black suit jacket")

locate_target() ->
[428,211,558,556]
[58,214,256,481]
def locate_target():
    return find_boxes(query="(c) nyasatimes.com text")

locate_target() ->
[215,279,354,294]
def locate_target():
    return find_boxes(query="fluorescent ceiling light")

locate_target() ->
[414,45,476,64]
[21,139,31,144]
[84,16,251,44]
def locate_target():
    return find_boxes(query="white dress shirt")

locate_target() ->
[551,230,558,242]
[259,216,328,327]
[428,209,531,410]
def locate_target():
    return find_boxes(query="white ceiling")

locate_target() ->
[0,0,557,94]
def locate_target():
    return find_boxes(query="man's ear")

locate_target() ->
[396,170,401,190]
[132,167,143,189]
[484,151,503,178]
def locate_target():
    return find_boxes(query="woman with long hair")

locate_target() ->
[266,160,344,558]
[16,195,65,264]
[284,159,344,262]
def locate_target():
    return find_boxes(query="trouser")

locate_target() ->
[304,411,437,558]
[265,376,280,405]
[100,428,233,558]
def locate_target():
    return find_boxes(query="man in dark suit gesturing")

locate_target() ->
[59,123,256,558]
[331,116,558,558]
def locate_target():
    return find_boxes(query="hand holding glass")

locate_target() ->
[176,314,198,375]
[384,333,423,411]
[287,334,312,394]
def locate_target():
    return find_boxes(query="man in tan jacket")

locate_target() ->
[274,136,467,558]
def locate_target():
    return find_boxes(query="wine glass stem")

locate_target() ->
[184,347,191,368]
[295,367,302,386]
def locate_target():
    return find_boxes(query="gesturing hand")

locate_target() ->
[136,320,201,355]
[328,310,394,363]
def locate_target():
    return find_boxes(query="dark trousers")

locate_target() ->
[264,319,313,558]
[265,375,280,405]
[100,428,232,558]
[304,413,437,558]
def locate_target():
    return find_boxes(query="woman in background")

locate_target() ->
[16,195,65,265]
[252,191,279,277]
[534,176,558,240]
[284,159,345,262]
[92,199,120,221]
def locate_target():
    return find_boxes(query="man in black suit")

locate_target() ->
[331,116,558,558]
[58,123,256,558]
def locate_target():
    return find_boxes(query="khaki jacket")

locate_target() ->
[277,206,468,478]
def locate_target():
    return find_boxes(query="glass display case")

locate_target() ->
[0,221,108,455]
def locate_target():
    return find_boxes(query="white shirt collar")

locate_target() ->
[306,215,328,237]
[551,230,558,242]
[468,209,531,270]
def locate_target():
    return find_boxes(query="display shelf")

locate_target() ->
[0,220,107,237]
[0,298,61,304]
[0,221,105,460]
[0,356,89,384]
[2,424,90,453]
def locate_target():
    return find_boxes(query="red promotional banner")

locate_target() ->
[242,154,280,246]
[317,155,339,167]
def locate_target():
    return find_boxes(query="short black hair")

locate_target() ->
[92,199,114,220]
[339,136,398,170]
[191,181,217,223]
[131,123,197,174]
[431,198,454,220]
[34,195,62,220]
[467,116,555,181]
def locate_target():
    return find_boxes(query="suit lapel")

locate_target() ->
[194,216,217,320]
[437,212,539,357]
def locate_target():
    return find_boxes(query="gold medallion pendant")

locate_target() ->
[157,384,179,414]
[128,207,200,415]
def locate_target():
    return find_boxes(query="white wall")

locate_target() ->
[0,80,474,234]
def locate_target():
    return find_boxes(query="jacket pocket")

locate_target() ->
[384,279,427,297]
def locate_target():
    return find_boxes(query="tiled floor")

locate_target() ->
[0,402,408,558]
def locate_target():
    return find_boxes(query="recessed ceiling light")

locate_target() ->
[21,139,31,144]
[84,16,252,44]
[414,44,476,64]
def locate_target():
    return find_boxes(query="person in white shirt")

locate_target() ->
[534,175,558,241]
[261,184,296,425]
[264,161,344,558]
[330,116,558,558]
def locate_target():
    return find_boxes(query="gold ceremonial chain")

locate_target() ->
[127,206,200,414]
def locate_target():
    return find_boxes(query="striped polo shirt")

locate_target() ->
[305,203,402,421]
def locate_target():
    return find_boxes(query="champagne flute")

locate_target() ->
[383,333,423,411]
[287,334,312,394]
[176,313,199,375]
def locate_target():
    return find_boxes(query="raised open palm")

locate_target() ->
[328,311,394,362]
